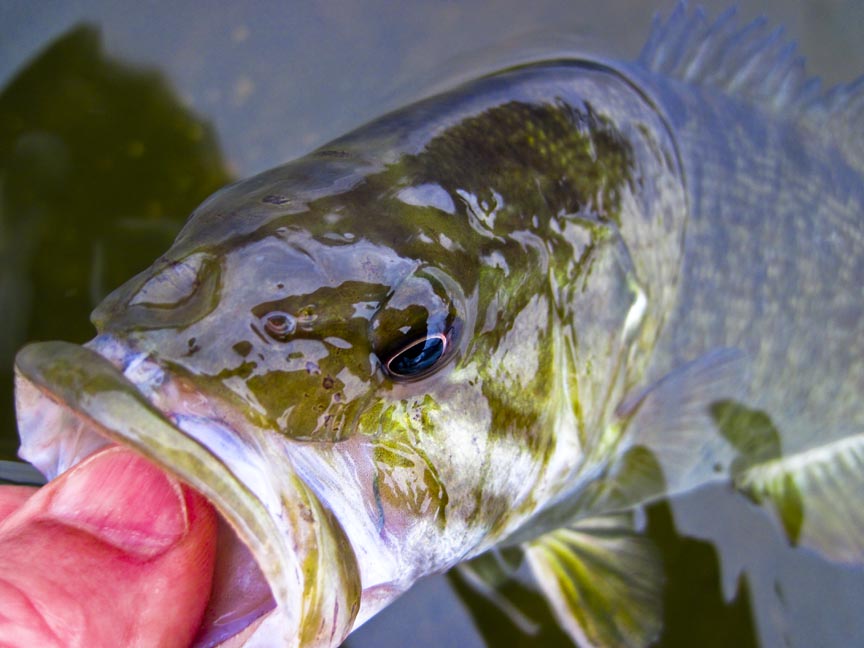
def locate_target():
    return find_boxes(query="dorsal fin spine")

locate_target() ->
[639,4,806,109]
[680,8,729,82]
[638,2,864,168]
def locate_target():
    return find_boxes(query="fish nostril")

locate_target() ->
[130,252,209,307]
[91,252,221,333]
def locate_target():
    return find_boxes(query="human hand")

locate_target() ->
[0,446,217,647]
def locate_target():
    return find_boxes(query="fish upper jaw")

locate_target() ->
[13,336,364,647]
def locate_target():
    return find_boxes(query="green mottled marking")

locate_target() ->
[73,60,687,642]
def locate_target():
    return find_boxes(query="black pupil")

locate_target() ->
[388,336,445,377]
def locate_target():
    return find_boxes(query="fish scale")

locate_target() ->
[636,70,864,451]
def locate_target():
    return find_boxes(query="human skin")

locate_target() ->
[0,446,217,647]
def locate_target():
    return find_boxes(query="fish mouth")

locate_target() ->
[13,339,361,647]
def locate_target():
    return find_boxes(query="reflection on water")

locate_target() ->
[433,503,756,648]
[2,2,863,647]
[0,25,230,460]
[349,497,758,648]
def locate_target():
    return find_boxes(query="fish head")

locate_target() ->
[14,149,557,645]
[14,61,686,646]
[83,142,567,540]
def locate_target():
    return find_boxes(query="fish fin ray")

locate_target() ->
[507,349,747,539]
[639,4,815,111]
[595,348,746,511]
[639,2,864,166]
[524,512,663,648]
[637,1,864,121]
[802,74,864,170]
[736,431,864,564]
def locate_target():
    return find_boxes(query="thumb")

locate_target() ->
[0,446,217,648]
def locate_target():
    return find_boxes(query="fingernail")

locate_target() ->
[47,446,189,559]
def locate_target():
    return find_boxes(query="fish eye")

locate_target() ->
[262,311,296,341]
[370,266,465,381]
[384,332,449,380]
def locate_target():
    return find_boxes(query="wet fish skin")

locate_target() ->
[93,62,683,540]
[77,62,684,644]
[14,5,864,647]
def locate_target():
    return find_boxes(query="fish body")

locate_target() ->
[630,27,864,451]
[12,6,864,647]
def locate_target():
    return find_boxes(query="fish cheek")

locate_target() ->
[241,355,373,442]
[455,295,564,535]
[372,439,449,529]
[364,395,450,532]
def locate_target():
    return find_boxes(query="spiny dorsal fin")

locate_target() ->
[639,2,864,170]
[803,75,864,169]
[639,3,821,111]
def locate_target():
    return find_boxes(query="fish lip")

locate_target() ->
[13,338,361,646]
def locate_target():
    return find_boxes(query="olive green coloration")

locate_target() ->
[86,60,683,544]
[12,6,864,648]
[17,59,684,647]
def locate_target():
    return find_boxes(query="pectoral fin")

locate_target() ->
[510,349,749,540]
[580,348,747,516]
[524,513,663,648]
[450,549,573,645]
[736,432,864,564]
[708,399,864,564]
[616,348,746,491]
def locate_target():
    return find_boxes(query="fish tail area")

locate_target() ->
[524,512,663,648]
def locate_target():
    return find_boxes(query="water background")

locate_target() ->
[2,1,863,646]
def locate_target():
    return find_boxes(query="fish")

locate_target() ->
[11,4,864,647]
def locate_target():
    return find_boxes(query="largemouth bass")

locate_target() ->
[12,5,864,646]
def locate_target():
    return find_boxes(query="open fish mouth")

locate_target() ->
[13,339,361,647]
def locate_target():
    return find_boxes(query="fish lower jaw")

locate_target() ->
[14,338,362,647]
